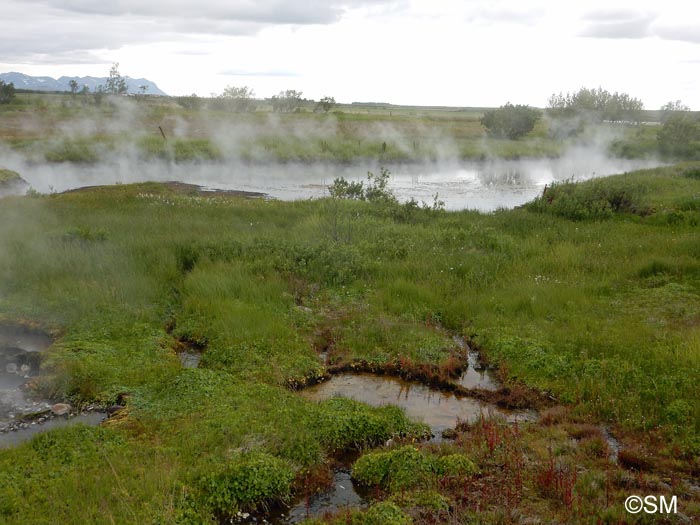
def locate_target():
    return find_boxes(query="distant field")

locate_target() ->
[0,92,657,165]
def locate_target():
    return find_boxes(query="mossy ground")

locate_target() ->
[0,163,699,523]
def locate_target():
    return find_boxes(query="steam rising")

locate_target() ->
[0,98,664,211]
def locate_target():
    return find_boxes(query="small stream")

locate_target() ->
[0,324,53,425]
[0,323,105,448]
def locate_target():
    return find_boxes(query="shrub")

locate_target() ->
[353,446,477,491]
[363,501,412,525]
[196,452,294,515]
[312,398,426,451]
[434,454,479,477]
[658,113,700,159]
[0,80,15,104]
[480,103,541,139]
[526,178,649,220]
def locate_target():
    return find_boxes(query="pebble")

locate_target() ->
[51,403,72,416]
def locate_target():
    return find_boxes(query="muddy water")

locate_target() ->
[453,336,499,391]
[9,156,663,211]
[301,374,534,433]
[261,467,368,525]
[178,351,201,368]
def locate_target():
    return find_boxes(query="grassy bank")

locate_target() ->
[0,164,699,523]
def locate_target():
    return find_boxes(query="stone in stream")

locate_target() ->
[51,403,72,416]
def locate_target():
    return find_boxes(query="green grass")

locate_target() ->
[1,163,699,523]
[0,168,23,184]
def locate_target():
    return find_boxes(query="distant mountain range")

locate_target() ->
[0,72,167,96]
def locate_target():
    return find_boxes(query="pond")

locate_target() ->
[6,154,662,211]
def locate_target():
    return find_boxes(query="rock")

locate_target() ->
[5,363,18,374]
[51,403,72,416]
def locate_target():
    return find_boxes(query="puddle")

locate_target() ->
[301,374,534,433]
[252,467,368,525]
[453,336,498,391]
[179,351,201,368]
[0,324,53,353]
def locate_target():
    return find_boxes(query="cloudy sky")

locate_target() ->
[1,0,699,108]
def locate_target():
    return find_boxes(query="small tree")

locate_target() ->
[547,87,643,124]
[0,80,16,104]
[658,113,700,159]
[660,100,690,123]
[271,90,303,112]
[68,79,79,95]
[104,62,128,95]
[480,103,541,139]
[316,96,336,113]
[216,85,256,112]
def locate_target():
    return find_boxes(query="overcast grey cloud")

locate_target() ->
[580,10,655,39]
[1,0,402,62]
[654,25,700,44]
[23,0,395,25]
[221,69,300,77]
[1,0,699,108]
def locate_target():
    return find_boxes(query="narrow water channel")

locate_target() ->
[0,323,106,448]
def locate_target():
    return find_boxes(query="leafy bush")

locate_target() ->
[312,399,427,451]
[658,113,700,159]
[196,452,294,515]
[480,103,541,139]
[328,167,397,204]
[0,80,15,104]
[526,178,649,220]
[353,446,476,491]
[363,501,413,525]
[434,454,479,477]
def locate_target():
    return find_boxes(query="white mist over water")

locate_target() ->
[2,149,663,211]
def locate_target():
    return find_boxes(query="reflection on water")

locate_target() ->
[264,468,367,524]
[8,156,663,211]
[301,374,534,432]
